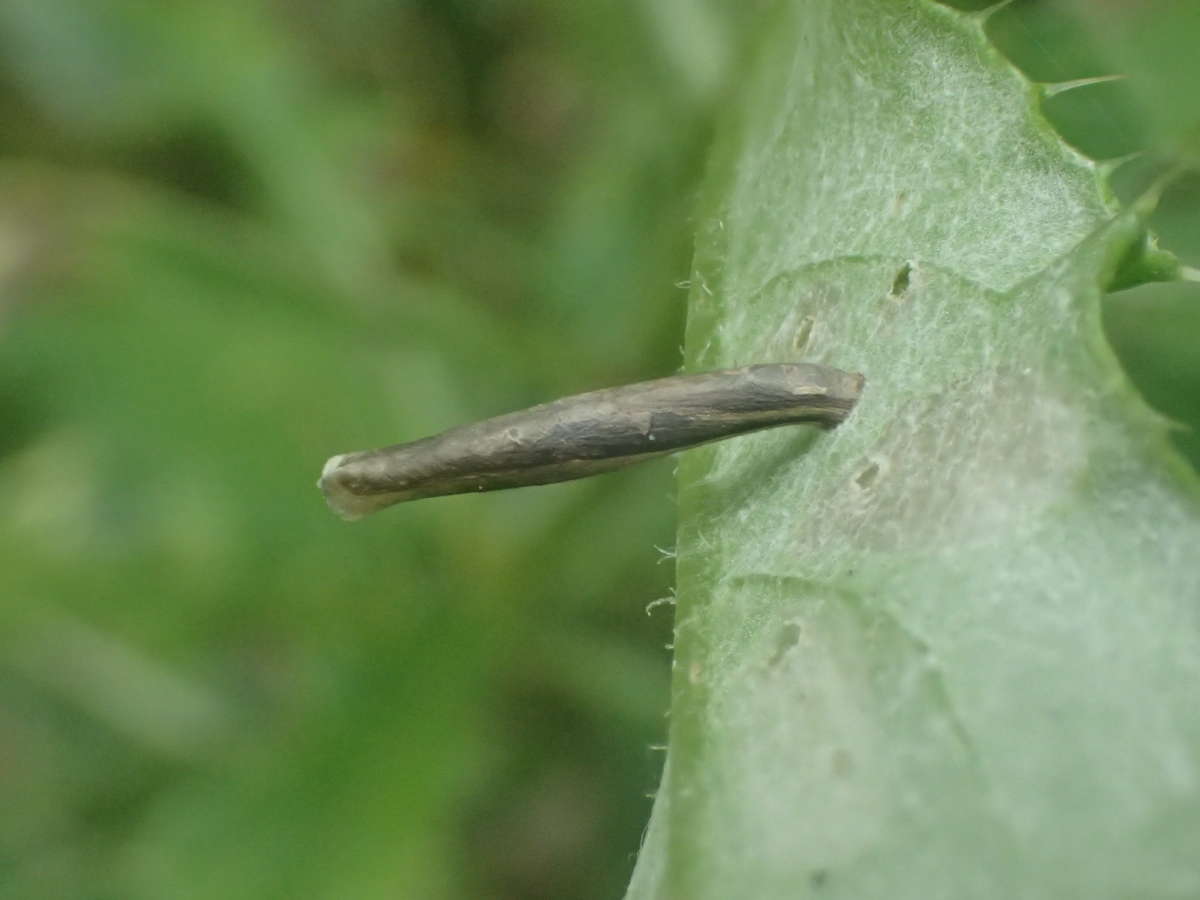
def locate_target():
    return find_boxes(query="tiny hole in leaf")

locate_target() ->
[831,747,854,777]
[855,461,881,489]
[768,622,803,666]
[792,315,815,351]
[889,263,912,297]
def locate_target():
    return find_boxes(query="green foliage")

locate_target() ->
[0,2,754,897]
[628,1,1200,897]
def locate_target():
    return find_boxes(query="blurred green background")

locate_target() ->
[0,2,1196,899]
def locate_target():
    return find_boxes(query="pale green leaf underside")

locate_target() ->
[627,1,1200,898]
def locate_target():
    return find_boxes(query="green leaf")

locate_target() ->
[628,1,1200,897]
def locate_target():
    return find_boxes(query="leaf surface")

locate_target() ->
[628,2,1200,897]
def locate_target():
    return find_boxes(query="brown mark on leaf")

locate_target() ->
[831,746,855,778]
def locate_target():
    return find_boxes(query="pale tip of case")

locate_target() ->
[318,454,369,522]
[321,453,348,480]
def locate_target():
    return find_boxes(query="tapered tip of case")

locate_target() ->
[318,454,370,521]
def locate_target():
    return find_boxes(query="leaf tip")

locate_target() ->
[1040,73,1127,99]
[1106,230,1183,292]
[967,0,1017,25]
[1096,151,1146,180]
